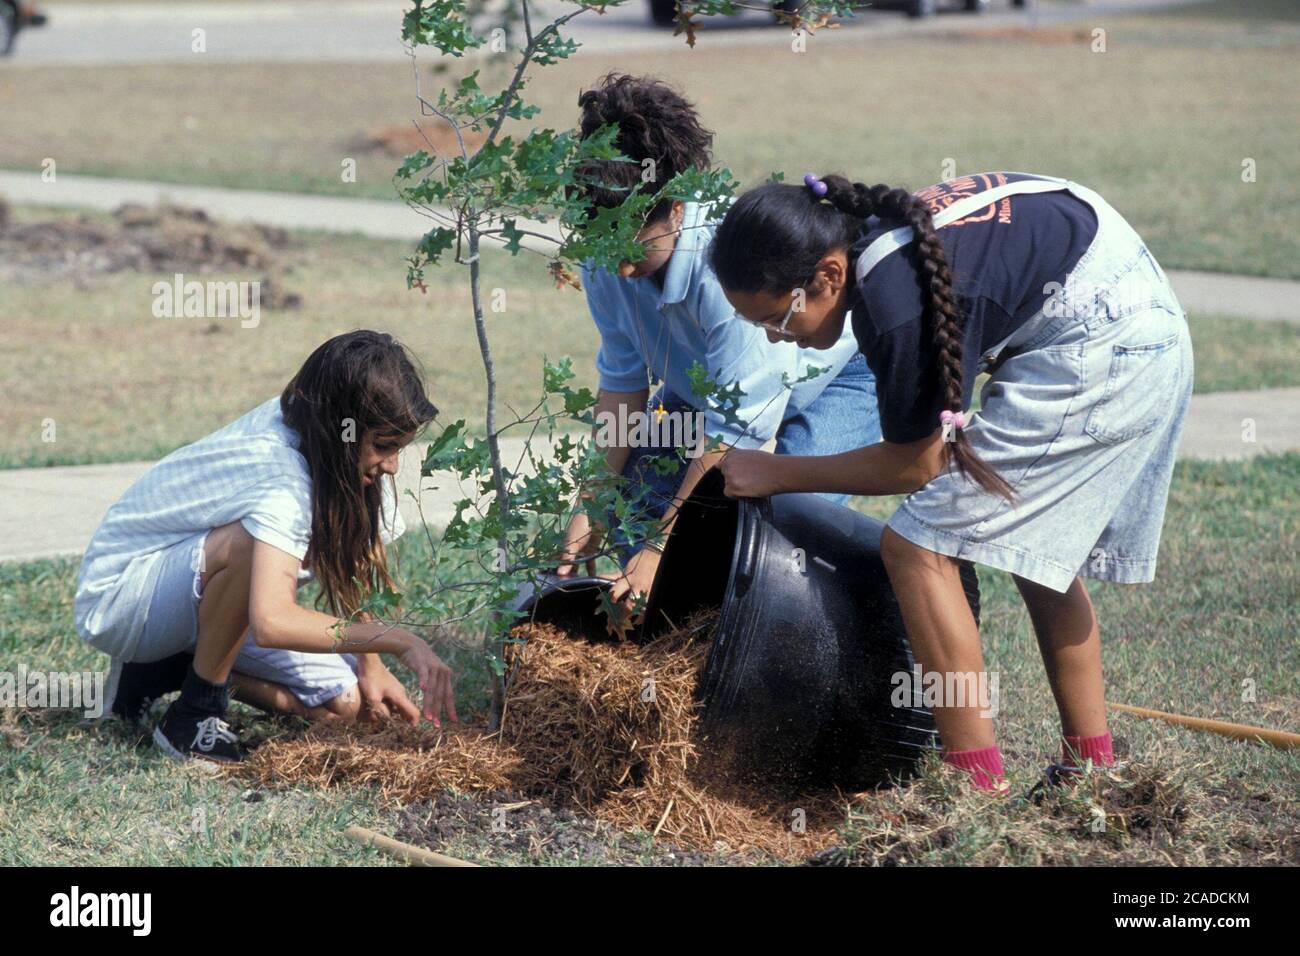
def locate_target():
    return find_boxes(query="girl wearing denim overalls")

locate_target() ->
[711,172,1194,791]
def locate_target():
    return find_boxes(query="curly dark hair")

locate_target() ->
[574,73,714,222]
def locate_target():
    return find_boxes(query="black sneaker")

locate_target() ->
[1025,760,1125,804]
[105,652,194,724]
[152,701,243,765]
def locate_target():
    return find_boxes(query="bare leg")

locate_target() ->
[880,527,994,752]
[1014,575,1109,739]
[152,523,260,761]
[193,522,257,685]
[196,524,364,722]
[229,671,362,722]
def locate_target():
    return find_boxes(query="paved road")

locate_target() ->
[2,0,1213,66]
[3,168,1296,322]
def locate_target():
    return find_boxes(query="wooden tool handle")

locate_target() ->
[344,825,479,867]
[1108,702,1300,749]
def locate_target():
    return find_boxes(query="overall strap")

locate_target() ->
[854,176,1071,286]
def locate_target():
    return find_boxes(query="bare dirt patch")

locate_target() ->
[345,122,487,160]
[0,197,302,307]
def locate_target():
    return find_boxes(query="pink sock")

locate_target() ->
[1061,732,1115,768]
[943,745,1006,792]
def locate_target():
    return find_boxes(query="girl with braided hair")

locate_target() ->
[711,172,1193,793]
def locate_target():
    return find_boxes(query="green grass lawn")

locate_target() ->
[1,2,1297,277]
[1,203,1296,470]
[1,454,1295,865]
[1185,314,1300,394]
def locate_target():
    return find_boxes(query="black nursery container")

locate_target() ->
[512,468,981,792]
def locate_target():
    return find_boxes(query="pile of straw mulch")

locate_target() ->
[498,616,710,805]
[233,719,520,801]
[232,610,846,861]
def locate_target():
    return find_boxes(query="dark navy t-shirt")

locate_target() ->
[849,172,1098,444]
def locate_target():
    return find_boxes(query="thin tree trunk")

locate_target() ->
[466,220,512,730]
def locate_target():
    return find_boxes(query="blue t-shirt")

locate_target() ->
[582,200,860,449]
[850,172,1098,443]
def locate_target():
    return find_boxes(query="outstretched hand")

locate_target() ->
[397,635,459,727]
[357,662,421,726]
[556,509,603,577]
[601,546,661,634]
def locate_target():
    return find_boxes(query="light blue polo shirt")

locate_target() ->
[581,201,860,449]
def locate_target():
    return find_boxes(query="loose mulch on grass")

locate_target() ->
[377,746,1298,867]
[227,612,1299,866]
[825,747,1299,867]
[231,720,521,800]
[233,612,847,862]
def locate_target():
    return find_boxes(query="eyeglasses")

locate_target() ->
[740,285,807,339]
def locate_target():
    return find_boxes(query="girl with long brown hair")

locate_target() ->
[710,172,1193,792]
[75,330,456,764]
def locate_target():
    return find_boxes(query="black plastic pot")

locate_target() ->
[512,468,980,791]
[507,573,616,643]
[645,469,979,790]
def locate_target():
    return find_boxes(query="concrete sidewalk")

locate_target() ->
[0,435,531,564]
[2,170,1298,323]
[4,387,1298,565]
[0,170,433,243]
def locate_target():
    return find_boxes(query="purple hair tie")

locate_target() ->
[803,172,828,198]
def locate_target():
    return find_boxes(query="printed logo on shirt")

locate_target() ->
[914,172,1015,228]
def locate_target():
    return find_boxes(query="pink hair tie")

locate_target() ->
[940,409,966,429]
[803,172,828,197]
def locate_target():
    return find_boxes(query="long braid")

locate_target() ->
[821,175,1015,500]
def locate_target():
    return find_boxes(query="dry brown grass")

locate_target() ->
[344,123,488,160]
[830,744,1298,867]
[1,23,1296,278]
[0,203,596,468]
